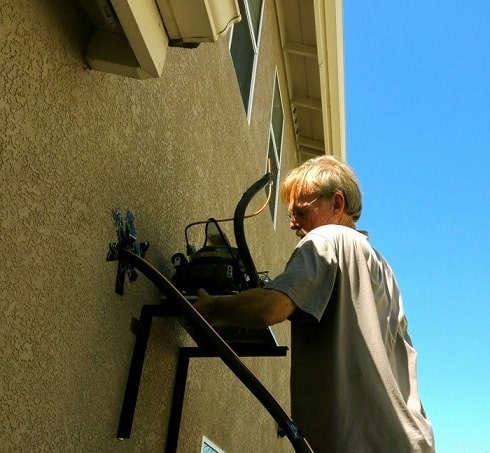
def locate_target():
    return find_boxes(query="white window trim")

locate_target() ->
[266,70,284,227]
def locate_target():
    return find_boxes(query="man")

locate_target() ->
[195,156,434,452]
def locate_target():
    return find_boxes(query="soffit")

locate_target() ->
[275,0,346,163]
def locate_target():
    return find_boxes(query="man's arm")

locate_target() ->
[194,288,296,329]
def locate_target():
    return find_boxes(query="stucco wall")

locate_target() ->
[1,0,300,451]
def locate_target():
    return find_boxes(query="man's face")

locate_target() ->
[287,192,337,238]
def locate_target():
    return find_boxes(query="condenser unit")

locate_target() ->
[83,0,240,79]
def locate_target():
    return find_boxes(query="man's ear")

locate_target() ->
[332,192,345,213]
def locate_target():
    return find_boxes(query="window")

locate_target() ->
[230,0,264,120]
[202,436,225,453]
[267,72,284,224]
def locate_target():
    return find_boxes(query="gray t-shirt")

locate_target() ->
[266,225,434,452]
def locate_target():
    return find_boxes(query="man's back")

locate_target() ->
[267,225,434,452]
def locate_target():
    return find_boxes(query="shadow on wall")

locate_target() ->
[45,0,94,64]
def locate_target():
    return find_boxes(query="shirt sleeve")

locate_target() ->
[265,234,338,322]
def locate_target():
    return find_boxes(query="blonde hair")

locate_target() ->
[280,156,362,222]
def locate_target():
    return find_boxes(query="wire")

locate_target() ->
[185,174,272,230]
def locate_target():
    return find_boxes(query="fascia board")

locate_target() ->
[313,0,346,161]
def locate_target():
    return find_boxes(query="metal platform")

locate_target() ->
[116,302,288,452]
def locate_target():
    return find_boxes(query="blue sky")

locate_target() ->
[343,1,490,451]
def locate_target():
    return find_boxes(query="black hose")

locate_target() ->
[233,173,272,289]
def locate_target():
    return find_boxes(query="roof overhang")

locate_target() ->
[275,0,346,163]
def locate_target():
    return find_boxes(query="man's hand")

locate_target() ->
[194,287,296,329]
[194,288,218,325]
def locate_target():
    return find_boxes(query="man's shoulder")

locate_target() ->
[303,225,375,260]
[308,224,367,242]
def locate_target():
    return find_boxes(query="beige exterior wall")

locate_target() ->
[1,0,302,452]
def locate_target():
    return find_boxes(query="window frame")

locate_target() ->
[229,0,265,123]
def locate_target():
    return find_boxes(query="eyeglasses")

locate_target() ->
[287,195,321,223]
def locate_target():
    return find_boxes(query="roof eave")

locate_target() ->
[275,0,346,163]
